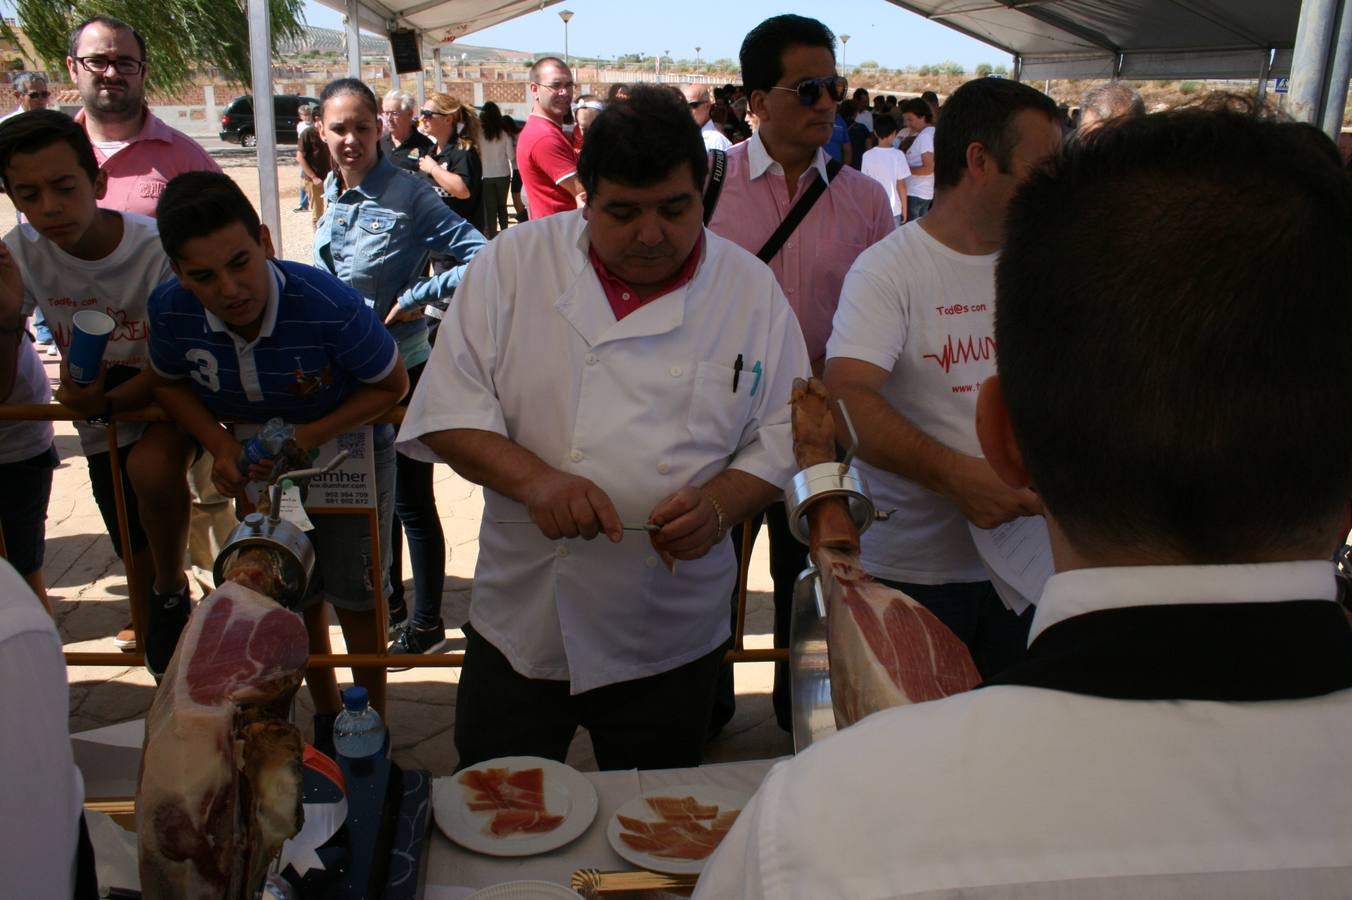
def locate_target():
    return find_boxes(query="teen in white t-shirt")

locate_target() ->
[861,118,912,224]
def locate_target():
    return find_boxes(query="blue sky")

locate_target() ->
[301,1,1009,71]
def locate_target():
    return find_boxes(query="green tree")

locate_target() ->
[9,0,306,95]
[975,62,992,78]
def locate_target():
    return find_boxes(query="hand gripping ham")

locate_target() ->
[137,549,309,900]
[789,377,980,729]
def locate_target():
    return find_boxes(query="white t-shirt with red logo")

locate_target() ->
[826,220,996,584]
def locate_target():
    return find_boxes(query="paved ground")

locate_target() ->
[7,154,795,779]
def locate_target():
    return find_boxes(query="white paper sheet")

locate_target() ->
[969,516,1055,614]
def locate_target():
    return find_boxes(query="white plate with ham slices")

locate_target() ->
[606,784,748,875]
[432,756,598,856]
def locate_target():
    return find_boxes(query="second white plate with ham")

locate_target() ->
[606,784,747,875]
[432,756,599,856]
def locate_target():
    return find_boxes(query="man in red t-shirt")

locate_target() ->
[516,57,584,217]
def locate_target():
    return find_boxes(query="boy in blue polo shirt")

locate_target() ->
[147,172,408,747]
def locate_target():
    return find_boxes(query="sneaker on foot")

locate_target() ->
[387,620,449,670]
[145,583,192,677]
[113,622,137,651]
[387,612,408,643]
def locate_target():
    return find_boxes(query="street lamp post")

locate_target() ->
[559,9,574,71]
[840,34,850,73]
[695,46,702,66]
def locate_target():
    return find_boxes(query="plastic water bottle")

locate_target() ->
[333,686,386,760]
[239,417,294,470]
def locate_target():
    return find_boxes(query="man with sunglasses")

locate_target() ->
[517,56,584,218]
[1,73,49,123]
[682,84,732,152]
[706,14,893,735]
[66,15,220,218]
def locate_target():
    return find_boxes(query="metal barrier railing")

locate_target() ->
[0,401,787,670]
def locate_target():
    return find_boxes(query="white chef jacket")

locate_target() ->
[398,210,810,693]
[696,561,1352,898]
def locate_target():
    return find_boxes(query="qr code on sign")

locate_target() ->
[337,430,367,459]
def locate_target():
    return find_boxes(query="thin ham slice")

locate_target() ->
[459,766,564,837]
[137,580,308,900]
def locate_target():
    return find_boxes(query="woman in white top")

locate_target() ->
[477,102,514,238]
[0,322,56,609]
[899,97,936,221]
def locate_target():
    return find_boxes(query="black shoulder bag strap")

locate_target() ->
[702,149,727,225]
[756,158,843,263]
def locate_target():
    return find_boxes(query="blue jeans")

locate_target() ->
[388,362,446,628]
[878,578,1032,680]
[905,196,932,222]
[32,307,52,344]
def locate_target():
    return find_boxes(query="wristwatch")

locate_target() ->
[85,399,114,428]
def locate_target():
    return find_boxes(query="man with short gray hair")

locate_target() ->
[683,83,732,151]
[2,73,49,122]
[380,88,434,172]
[1078,81,1145,134]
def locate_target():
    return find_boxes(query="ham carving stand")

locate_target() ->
[783,401,881,753]
[212,451,349,608]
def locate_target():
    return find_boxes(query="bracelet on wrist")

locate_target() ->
[705,490,728,543]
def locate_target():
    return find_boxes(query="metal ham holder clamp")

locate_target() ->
[212,449,351,609]
[782,401,888,753]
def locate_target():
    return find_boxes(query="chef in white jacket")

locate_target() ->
[398,86,810,771]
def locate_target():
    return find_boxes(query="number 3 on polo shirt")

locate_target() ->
[187,348,221,392]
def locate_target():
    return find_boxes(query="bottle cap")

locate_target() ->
[341,685,369,712]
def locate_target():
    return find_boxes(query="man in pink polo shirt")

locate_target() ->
[516,57,584,218]
[706,14,893,734]
[67,15,221,218]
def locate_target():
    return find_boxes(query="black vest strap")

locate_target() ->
[985,600,1352,702]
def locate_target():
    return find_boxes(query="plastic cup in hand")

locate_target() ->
[67,309,115,384]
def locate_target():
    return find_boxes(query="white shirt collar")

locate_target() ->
[700,119,719,133]
[203,259,283,344]
[747,129,829,184]
[1029,561,1340,645]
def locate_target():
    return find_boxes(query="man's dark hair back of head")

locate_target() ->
[933,78,1058,189]
[0,109,99,192]
[996,107,1352,562]
[577,85,707,197]
[157,171,261,260]
[873,113,897,138]
[740,15,835,94]
[69,15,146,60]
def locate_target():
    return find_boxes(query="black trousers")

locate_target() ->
[454,626,730,771]
[711,502,806,733]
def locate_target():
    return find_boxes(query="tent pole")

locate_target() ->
[1319,0,1352,138]
[346,0,362,79]
[1256,48,1273,107]
[1013,54,1022,83]
[1289,0,1339,125]
[433,47,445,92]
[247,0,281,255]
[390,49,401,91]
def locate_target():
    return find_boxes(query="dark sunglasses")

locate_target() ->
[418,109,450,119]
[25,91,49,99]
[688,100,708,109]
[769,75,848,107]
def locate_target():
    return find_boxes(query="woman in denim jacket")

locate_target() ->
[313,78,486,659]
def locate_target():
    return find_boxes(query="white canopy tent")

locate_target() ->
[883,1,1300,81]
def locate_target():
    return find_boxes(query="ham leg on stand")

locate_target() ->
[790,377,980,730]
[137,548,310,900]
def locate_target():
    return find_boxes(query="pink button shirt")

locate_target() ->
[76,107,221,217]
[708,131,894,361]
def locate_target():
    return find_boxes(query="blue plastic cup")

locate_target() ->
[67,309,115,384]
